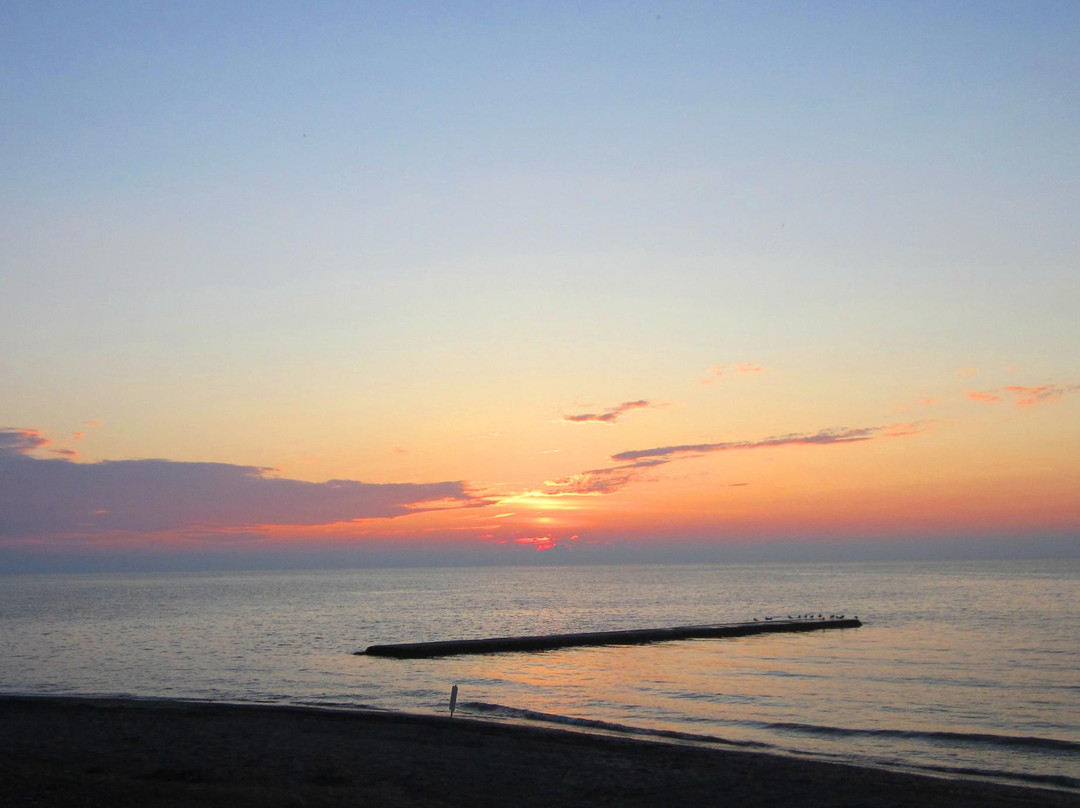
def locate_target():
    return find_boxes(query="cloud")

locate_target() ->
[0,427,50,455]
[535,423,922,499]
[0,427,476,539]
[701,363,765,385]
[543,458,668,496]
[513,536,558,551]
[731,363,765,375]
[611,423,925,463]
[503,534,579,553]
[561,399,660,424]
[1004,384,1080,407]
[968,384,1079,407]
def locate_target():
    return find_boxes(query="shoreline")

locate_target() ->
[2,695,1077,807]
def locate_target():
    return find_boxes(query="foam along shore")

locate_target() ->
[3,696,1076,808]
[362,616,861,658]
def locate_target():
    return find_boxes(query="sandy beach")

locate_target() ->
[1,696,1076,807]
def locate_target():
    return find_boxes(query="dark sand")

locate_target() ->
[1,696,1076,807]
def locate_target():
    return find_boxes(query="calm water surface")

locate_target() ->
[1,560,1077,792]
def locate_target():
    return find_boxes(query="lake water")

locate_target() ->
[1,560,1077,792]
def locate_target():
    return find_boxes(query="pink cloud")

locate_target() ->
[968,384,1079,407]
[1004,384,1080,407]
[514,536,557,551]
[701,363,764,385]
[731,363,764,375]
[509,534,579,552]
[561,399,660,424]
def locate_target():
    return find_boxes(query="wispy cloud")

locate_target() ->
[1005,384,1079,407]
[496,534,579,553]
[612,423,926,463]
[700,363,765,385]
[968,384,1079,407]
[543,458,668,495]
[531,422,923,499]
[0,427,476,539]
[561,399,661,424]
[513,535,558,551]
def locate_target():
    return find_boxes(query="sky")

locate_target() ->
[2,1,1078,571]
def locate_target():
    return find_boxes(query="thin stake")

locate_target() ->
[449,684,459,719]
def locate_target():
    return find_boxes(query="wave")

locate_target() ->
[461,701,772,749]
[460,702,1079,792]
[764,721,1080,754]
[901,761,1079,791]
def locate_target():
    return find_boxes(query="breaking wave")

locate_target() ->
[461,702,1080,791]
[461,700,772,749]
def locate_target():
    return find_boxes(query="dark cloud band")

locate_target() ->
[611,424,921,463]
[0,428,473,539]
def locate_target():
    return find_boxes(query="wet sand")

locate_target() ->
[1,696,1076,807]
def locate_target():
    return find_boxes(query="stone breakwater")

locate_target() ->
[360,616,862,658]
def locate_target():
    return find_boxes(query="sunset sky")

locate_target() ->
[3,2,1078,570]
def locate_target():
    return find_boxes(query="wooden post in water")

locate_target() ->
[449,684,458,718]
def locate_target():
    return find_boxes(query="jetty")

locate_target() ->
[360,616,861,658]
